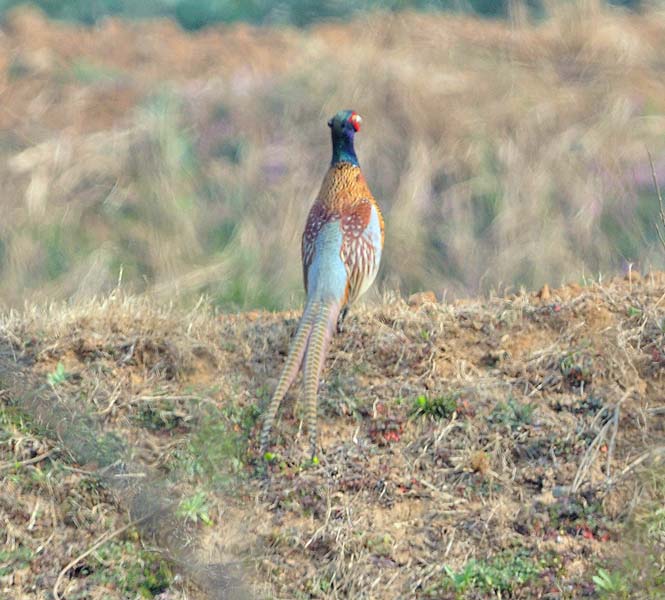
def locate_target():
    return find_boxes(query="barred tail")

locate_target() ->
[303,301,341,458]
[260,301,319,454]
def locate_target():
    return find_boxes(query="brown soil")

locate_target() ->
[2,274,665,598]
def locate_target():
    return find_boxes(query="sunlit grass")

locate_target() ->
[1,4,665,309]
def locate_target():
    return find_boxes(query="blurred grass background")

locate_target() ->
[0,1,642,29]
[1,0,665,310]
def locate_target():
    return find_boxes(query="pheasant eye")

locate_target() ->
[349,113,362,132]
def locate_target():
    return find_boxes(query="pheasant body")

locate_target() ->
[260,110,384,458]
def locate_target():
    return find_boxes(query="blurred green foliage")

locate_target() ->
[0,0,645,29]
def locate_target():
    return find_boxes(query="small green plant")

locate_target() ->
[177,491,213,525]
[61,425,126,469]
[559,350,594,389]
[443,563,476,593]
[299,456,321,469]
[47,362,68,386]
[592,568,629,597]
[488,398,534,431]
[91,541,172,596]
[0,405,33,437]
[366,533,394,557]
[0,546,34,577]
[411,393,458,420]
[435,549,547,596]
[627,306,643,318]
[644,505,665,543]
[135,398,187,431]
[173,401,260,488]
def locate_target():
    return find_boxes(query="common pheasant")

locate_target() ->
[260,109,385,459]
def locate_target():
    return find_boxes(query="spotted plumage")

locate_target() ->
[260,110,385,458]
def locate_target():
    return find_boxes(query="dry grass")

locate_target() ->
[2,5,665,308]
[1,274,665,598]
[2,4,665,598]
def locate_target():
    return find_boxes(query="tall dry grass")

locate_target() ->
[2,3,665,309]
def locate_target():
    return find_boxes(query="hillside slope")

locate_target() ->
[1,275,664,598]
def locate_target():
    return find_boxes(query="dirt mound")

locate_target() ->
[1,275,664,597]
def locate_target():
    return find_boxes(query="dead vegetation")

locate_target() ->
[1,274,665,598]
[3,5,665,308]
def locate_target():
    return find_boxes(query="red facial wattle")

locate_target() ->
[349,112,362,132]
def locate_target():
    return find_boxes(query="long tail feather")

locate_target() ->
[303,301,341,458]
[259,300,319,454]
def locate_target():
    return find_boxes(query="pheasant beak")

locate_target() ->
[349,112,362,132]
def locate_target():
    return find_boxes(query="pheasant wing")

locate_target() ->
[302,203,330,294]
[340,199,383,304]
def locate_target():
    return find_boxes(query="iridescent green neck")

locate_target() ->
[331,134,359,166]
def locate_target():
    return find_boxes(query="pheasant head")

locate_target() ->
[328,109,362,166]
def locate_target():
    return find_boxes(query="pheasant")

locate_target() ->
[260,109,385,459]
